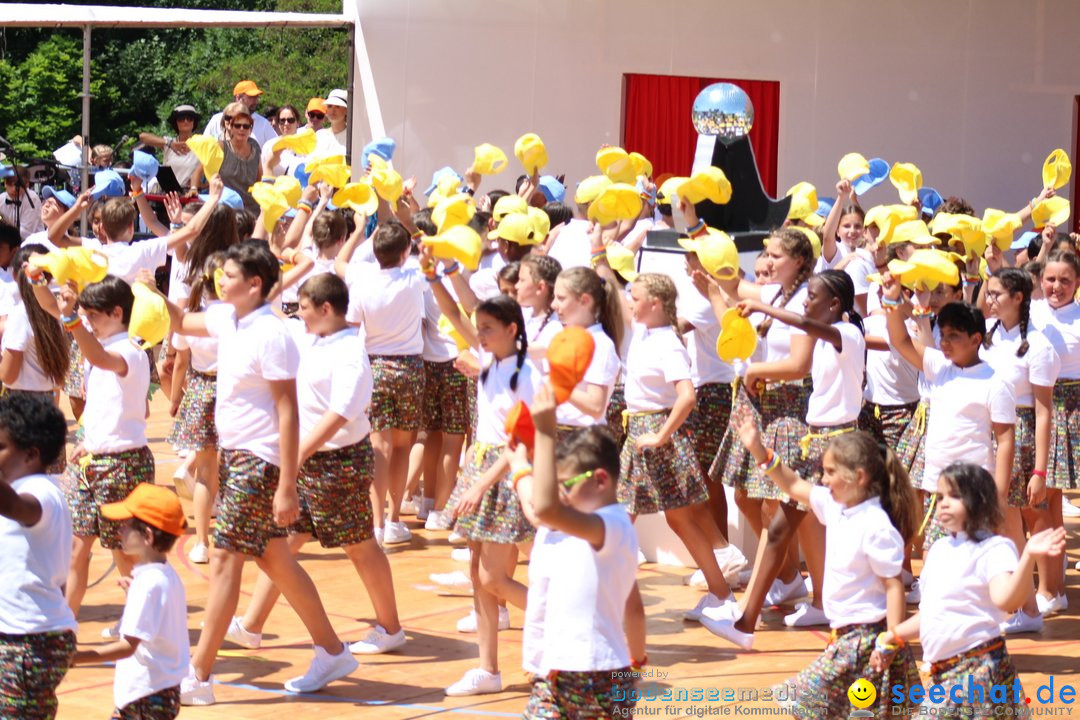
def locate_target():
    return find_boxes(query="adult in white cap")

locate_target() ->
[312,89,348,159]
[203,80,278,148]
[138,104,204,194]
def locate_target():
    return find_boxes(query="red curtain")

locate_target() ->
[623,73,779,196]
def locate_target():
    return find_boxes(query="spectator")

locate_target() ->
[0,166,44,240]
[313,89,347,159]
[217,102,262,213]
[138,103,204,195]
[202,80,277,148]
[303,98,327,132]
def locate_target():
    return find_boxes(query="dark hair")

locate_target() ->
[100,197,137,240]
[0,222,20,251]
[936,301,984,339]
[235,209,257,242]
[838,204,865,222]
[476,294,528,391]
[497,261,520,288]
[758,227,815,338]
[1024,259,1044,283]
[812,269,864,333]
[298,272,349,315]
[1026,235,1043,260]
[225,240,280,299]
[79,275,134,325]
[311,212,347,251]
[556,426,621,484]
[275,104,299,123]
[828,432,919,543]
[413,208,437,237]
[938,197,974,216]
[0,392,67,468]
[127,517,180,552]
[984,268,1032,357]
[12,245,69,385]
[373,220,410,268]
[938,463,1002,539]
[486,190,509,209]
[543,201,573,228]
[557,267,625,357]
[184,205,238,288]
[167,107,201,134]
[1045,248,1080,278]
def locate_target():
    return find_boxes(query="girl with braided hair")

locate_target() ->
[516,253,564,365]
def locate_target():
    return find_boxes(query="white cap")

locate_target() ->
[325,89,348,108]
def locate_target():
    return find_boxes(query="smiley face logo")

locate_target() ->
[847,678,876,709]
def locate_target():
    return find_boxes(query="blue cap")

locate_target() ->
[424,166,461,196]
[852,158,890,196]
[130,150,159,184]
[42,186,76,209]
[918,187,943,217]
[540,175,567,204]
[816,196,835,218]
[360,137,395,170]
[0,165,13,179]
[293,162,312,188]
[200,186,243,211]
[1013,230,1039,251]
[88,170,126,200]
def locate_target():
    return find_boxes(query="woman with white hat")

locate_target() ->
[138,104,203,196]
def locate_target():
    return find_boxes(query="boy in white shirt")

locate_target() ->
[29,274,153,618]
[75,483,190,720]
[343,221,426,544]
[0,393,77,720]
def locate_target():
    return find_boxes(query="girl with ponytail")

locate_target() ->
[984,267,1064,623]
[516,254,563,365]
[736,423,920,717]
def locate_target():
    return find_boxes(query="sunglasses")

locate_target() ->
[231,122,253,130]
[176,114,197,122]
[307,112,325,120]
[561,470,594,491]
[279,116,298,124]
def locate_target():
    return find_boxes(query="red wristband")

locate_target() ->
[1031,469,1047,478]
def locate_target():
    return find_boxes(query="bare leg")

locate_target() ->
[1023,503,1063,599]
[734,504,805,634]
[469,541,500,674]
[65,535,95,616]
[370,430,391,531]
[191,548,246,680]
[703,476,730,542]
[343,539,401,633]
[191,449,219,548]
[478,542,527,610]
[404,432,427,501]
[1002,505,1037,616]
[253,537,343,653]
[240,533,310,634]
[69,396,85,422]
[386,429,418,524]
[438,433,466,509]
[624,582,646,662]
[664,505,733,599]
[796,512,825,610]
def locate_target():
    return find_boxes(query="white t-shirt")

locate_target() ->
[524,306,563,365]
[624,324,691,412]
[171,291,219,374]
[281,249,336,305]
[114,563,189,710]
[345,263,425,356]
[83,332,151,454]
[919,533,1018,662]
[100,237,170,284]
[556,323,619,427]
[313,127,347,159]
[162,145,201,189]
[862,314,920,406]
[677,273,735,385]
[754,283,808,362]
[839,245,875,296]
[806,322,865,426]
[475,355,542,445]
[981,321,1059,408]
[1,302,55,391]
[1029,299,1080,379]
[921,348,1015,492]
[420,288,459,363]
[546,218,592,272]
[0,474,77,635]
[205,303,300,466]
[808,486,903,628]
[467,267,502,303]
[523,503,638,674]
[293,325,371,449]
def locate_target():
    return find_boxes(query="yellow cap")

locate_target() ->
[837,152,870,182]
[423,224,484,271]
[889,162,922,204]
[574,175,613,205]
[587,183,643,226]
[332,181,378,216]
[28,247,109,290]
[129,282,170,350]
[437,312,470,351]
[186,134,223,177]
[249,183,290,232]
[657,176,687,206]
[716,307,757,362]
[605,243,638,282]
[274,127,316,156]
[527,205,550,241]
[432,193,476,234]
[367,155,402,207]
[679,227,739,279]
[488,212,541,246]
[307,154,351,189]
[1043,149,1072,190]
[679,167,732,205]
[596,147,637,184]
[1031,196,1070,229]
[928,213,984,257]
[788,225,822,260]
[786,181,821,225]
[473,143,508,175]
[981,209,1022,251]
[492,194,528,222]
[628,152,652,180]
[514,133,548,175]
[890,219,939,247]
[273,176,302,208]
[865,204,919,244]
[887,248,960,291]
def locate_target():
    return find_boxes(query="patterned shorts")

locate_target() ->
[711,380,811,501]
[111,686,180,720]
[687,382,732,475]
[619,410,709,515]
[858,401,918,450]
[604,383,627,450]
[800,422,858,484]
[895,401,929,490]
[1047,381,1080,490]
[524,669,636,720]
[214,448,287,556]
[449,443,534,543]
[0,630,76,720]
[2,391,65,475]
[422,360,469,435]
[1003,406,1037,508]
[777,621,919,720]
[62,340,84,400]
[927,638,1023,718]
[291,440,375,548]
[369,354,424,432]
[165,369,218,452]
[67,445,155,549]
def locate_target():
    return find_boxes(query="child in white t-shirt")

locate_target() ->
[75,483,190,720]
[0,393,77,720]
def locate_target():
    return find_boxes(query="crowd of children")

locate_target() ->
[0,129,1077,720]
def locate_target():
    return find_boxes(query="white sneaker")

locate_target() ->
[425,509,452,531]
[1063,501,1080,517]
[714,545,749,579]
[1000,610,1043,635]
[188,542,209,564]
[445,668,502,696]
[684,593,736,623]
[374,527,384,546]
[101,624,120,639]
[700,596,740,623]
[905,580,921,605]
[224,616,261,649]
[180,666,215,706]
[804,575,814,595]
[457,606,511,633]
[700,616,754,650]
[1035,593,1068,616]
[284,645,359,693]
[451,547,471,563]
[172,464,195,501]
[765,574,808,606]
[383,521,412,545]
[448,530,467,545]
[783,602,829,627]
[400,495,422,515]
[429,570,473,591]
[348,625,406,654]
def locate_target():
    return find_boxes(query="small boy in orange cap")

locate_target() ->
[74,483,189,720]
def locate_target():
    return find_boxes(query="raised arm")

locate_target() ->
[737,297,842,350]
[333,214,369,279]
[738,418,814,506]
[881,273,926,369]
[163,174,222,253]
[48,191,92,248]
[128,175,169,237]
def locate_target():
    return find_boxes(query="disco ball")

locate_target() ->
[692,82,754,144]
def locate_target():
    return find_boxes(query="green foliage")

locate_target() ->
[0,0,346,161]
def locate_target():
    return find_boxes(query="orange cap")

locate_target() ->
[504,401,535,452]
[233,80,263,97]
[546,326,596,404]
[100,483,187,536]
[306,97,328,114]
